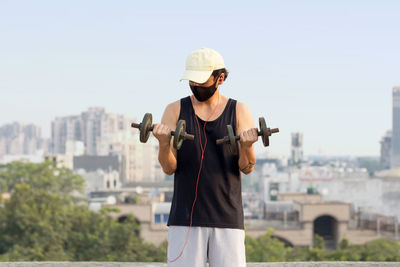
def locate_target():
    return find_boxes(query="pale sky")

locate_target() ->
[1,0,399,157]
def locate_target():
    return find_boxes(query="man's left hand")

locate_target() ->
[238,128,258,149]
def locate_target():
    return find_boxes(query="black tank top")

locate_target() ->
[167,96,244,229]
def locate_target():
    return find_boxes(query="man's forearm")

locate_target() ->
[158,143,177,175]
[238,145,256,174]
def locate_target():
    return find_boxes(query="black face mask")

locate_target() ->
[190,76,219,102]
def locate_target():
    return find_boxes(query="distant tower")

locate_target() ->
[291,132,303,167]
[380,130,391,170]
[391,87,400,169]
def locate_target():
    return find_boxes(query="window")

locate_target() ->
[154,214,169,224]
[163,214,169,223]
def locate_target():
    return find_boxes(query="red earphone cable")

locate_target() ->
[167,95,219,263]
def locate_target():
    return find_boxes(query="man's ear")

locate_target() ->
[218,73,225,84]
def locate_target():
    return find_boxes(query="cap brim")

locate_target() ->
[180,69,213,84]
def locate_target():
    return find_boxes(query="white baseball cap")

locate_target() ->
[180,47,225,84]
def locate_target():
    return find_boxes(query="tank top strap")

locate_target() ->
[219,98,237,132]
[179,96,194,120]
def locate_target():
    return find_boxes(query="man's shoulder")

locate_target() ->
[235,101,253,129]
[165,99,181,113]
[235,101,250,113]
[162,99,182,124]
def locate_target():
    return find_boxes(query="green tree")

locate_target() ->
[0,160,84,199]
[0,160,84,260]
[245,228,289,262]
[361,239,400,261]
[65,205,164,261]
[325,237,362,261]
[286,246,309,262]
[0,160,166,262]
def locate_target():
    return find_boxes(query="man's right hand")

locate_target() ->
[152,123,172,147]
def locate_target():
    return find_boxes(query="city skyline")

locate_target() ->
[1,1,399,157]
[0,106,385,159]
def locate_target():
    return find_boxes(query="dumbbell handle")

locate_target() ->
[131,122,141,129]
[131,123,195,141]
[216,128,279,145]
[216,135,240,145]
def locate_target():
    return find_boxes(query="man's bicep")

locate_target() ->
[161,103,178,130]
[160,102,179,159]
[236,102,255,133]
[236,102,255,160]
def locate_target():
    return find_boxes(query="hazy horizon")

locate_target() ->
[1,1,399,157]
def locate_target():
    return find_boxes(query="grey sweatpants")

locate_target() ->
[167,226,246,267]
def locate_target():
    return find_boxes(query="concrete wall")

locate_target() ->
[246,223,313,247]
[111,204,152,223]
[278,193,322,203]
[301,203,350,222]
[0,262,398,267]
[345,229,386,245]
[107,203,396,248]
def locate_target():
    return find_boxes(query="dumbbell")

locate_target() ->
[131,113,195,150]
[216,117,279,155]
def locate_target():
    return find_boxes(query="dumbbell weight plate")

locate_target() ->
[227,125,238,155]
[140,113,152,143]
[173,120,186,150]
[259,117,269,147]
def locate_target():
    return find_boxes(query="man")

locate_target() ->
[153,47,257,267]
